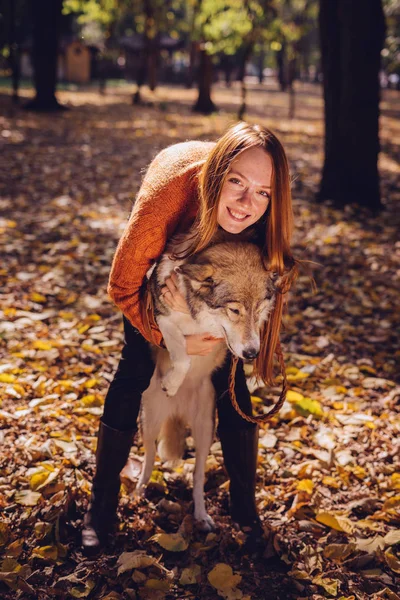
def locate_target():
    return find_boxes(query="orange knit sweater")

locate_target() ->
[107,140,216,346]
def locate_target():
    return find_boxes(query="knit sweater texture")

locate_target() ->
[107,140,216,346]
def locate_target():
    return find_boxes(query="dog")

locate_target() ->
[136,234,279,531]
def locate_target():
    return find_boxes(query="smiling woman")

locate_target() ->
[217,147,273,233]
[82,121,298,556]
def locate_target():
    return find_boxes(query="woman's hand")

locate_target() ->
[160,273,190,314]
[185,334,224,356]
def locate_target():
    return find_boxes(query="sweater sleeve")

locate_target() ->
[107,142,213,346]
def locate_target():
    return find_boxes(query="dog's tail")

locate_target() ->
[157,416,186,462]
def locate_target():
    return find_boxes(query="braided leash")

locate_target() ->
[228,340,288,423]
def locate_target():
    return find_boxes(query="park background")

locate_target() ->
[0,1,399,599]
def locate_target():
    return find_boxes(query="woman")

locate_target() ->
[82,122,297,555]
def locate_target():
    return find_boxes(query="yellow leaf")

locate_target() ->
[180,564,201,585]
[117,550,156,575]
[316,511,355,534]
[287,372,310,382]
[31,292,47,303]
[384,549,400,574]
[78,324,90,334]
[83,378,98,389]
[59,311,75,319]
[14,490,42,506]
[323,543,356,561]
[87,314,101,321]
[286,390,304,402]
[208,563,242,591]
[350,466,367,480]
[250,395,263,404]
[150,532,188,552]
[31,545,58,561]
[150,470,166,487]
[12,383,25,395]
[294,397,324,418]
[322,476,341,489]
[390,474,400,490]
[1,558,21,573]
[359,365,377,375]
[383,496,400,511]
[297,479,313,494]
[33,341,53,351]
[30,472,50,491]
[80,394,99,407]
[57,380,75,390]
[312,575,339,596]
[0,522,10,547]
[145,579,171,591]
[333,401,344,410]
[5,539,24,558]
[286,367,299,375]
[335,386,348,394]
[0,374,16,383]
[384,530,400,546]
[81,343,101,354]
[53,440,77,454]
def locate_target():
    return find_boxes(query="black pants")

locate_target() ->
[102,316,255,433]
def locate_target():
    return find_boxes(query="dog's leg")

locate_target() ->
[136,432,158,495]
[191,382,216,532]
[157,316,191,397]
[136,389,163,495]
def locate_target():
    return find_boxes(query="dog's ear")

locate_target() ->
[175,263,214,292]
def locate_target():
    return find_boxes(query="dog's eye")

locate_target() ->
[228,308,240,315]
[204,277,214,284]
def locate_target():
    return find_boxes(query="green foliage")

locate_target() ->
[382,0,400,74]
[191,0,275,56]
[63,0,119,26]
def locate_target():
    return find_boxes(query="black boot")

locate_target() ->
[219,425,264,539]
[82,419,135,556]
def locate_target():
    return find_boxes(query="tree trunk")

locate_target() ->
[187,41,199,89]
[25,0,64,111]
[238,42,254,121]
[133,56,147,105]
[193,48,216,114]
[9,0,21,104]
[257,46,265,84]
[147,45,158,92]
[277,42,287,91]
[318,0,386,210]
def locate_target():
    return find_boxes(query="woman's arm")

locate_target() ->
[160,273,224,354]
[107,142,214,346]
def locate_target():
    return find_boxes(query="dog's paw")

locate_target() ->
[195,514,216,532]
[134,482,146,497]
[160,372,181,397]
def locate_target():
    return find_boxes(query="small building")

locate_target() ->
[64,40,91,83]
[20,37,95,84]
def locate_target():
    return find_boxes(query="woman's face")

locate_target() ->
[217,146,273,234]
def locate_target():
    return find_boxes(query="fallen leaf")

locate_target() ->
[149,532,189,552]
[208,563,242,591]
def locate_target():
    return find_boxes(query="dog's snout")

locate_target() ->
[243,348,259,360]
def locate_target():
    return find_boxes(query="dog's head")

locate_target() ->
[175,242,283,360]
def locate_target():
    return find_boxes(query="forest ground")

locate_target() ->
[0,80,399,600]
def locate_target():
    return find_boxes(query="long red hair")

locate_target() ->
[178,121,298,385]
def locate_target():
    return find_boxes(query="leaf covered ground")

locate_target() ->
[0,81,399,600]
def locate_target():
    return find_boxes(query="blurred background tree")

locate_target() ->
[318,0,386,210]
[0,0,398,209]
